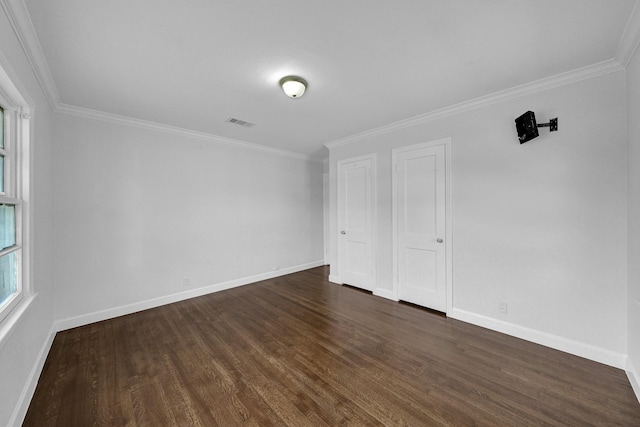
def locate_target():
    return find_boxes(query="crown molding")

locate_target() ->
[3,0,636,159]
[0,0,321,162]
[615,0,640,67]
[0,0,60,109]
[325,59,624,150]
[55,103,320,162]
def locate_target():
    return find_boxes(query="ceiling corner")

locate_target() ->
[0,0,60,109]
[615,0,640,67]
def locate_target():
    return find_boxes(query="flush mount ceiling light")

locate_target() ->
[279,76,307,98]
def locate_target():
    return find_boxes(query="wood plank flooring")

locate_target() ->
[24,266,640,426]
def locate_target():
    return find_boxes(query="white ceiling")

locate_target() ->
[23,0,638,158]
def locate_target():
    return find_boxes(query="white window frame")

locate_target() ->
[0,62,31,326]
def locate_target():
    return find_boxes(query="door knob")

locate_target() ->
[340,230,346,235]
[436,238,443,243]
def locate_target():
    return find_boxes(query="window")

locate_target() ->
[0,73,30,323]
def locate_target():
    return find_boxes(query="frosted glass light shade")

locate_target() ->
[279,76,307,98]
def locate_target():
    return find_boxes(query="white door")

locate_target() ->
[338,156,374,291]
[394,143,447,312]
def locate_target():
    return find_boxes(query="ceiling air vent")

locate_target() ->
[225,117,256,128]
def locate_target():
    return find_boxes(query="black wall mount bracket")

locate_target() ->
[515,111,558,143]
[537,117,558,132]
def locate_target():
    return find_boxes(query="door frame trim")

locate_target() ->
[392,138,452,313]
[323,173,330,265]
[336,153,377,291]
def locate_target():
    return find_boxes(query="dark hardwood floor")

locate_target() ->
[24,266,640,426]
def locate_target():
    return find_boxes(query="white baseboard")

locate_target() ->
[328,275,342,285]
[12,262,325,427]
[55,261,324,332]
[8,322,56,427]
[627,358,640,404]
[373,288,397,301]
[14,269,636,427]
[449,308,627,369]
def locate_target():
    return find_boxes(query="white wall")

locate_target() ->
[329,71,628,365]
[0,3,636,424]
[627,42,640,395]
[0,6,55,426]
[53,114,324,324]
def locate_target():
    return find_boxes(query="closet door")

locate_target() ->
[338,155,375,291]
[394,143,447,312]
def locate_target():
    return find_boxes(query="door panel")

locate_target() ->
[395,144,446,311]
[405,156,436,236]
[338,156,374,290]
[346,241,367,276]
[405,248,437,292]
[345,168,367,233]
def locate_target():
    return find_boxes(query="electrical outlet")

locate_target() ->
[498,302,508,314]
[183,277,190,287]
